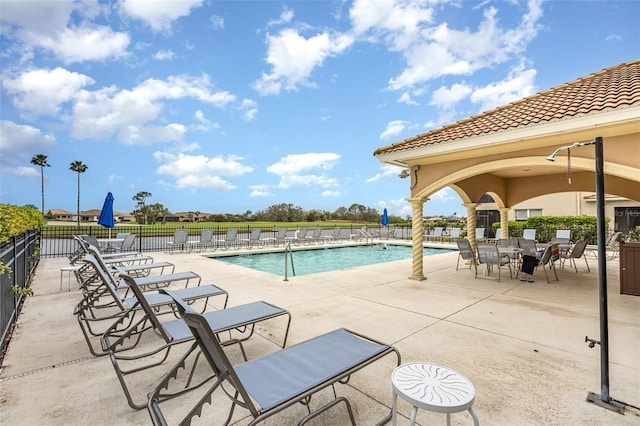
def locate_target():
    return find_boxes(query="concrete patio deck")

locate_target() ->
[1,242,639,425]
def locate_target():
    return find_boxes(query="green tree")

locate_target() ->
[69,161,88,227]
[132,191,152,224]
[30,154,50,214]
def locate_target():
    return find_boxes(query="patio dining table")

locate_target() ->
[97,238,124,253]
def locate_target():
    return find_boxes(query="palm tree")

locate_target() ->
[30,154,50,214]
[69,161,88,227]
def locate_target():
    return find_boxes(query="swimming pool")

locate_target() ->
[212,244,454,276]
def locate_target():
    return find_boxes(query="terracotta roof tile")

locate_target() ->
[374,60,640,156]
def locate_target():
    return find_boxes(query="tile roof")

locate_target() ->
[374,60,640,156]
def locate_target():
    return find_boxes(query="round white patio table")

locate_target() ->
[391,362,479,426]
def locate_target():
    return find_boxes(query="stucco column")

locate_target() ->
[464,203,478,252]
[408,197,426,281]
[499,207,510,238]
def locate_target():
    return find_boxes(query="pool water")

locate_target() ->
[212,244,454,276]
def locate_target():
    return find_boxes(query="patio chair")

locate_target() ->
[74,254,228,356]
[475,228,486,244]
[516,244,559,283]
[102,274,291,409]
[551,229,571,245]
[216,227,239,250]
[455,238,477,273]
[518,238,538,257]
[238,228,264,248]
[148,290,401,426]
[476,244,512,282]
[522,229,537,241]
[164,229,190,254]
[559,239,590,272]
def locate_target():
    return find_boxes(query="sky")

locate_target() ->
[1,0,638,219]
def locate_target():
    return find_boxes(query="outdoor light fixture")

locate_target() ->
[547,137,627,414]
[398,169,410,179]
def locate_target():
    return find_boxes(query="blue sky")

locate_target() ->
[1,0,638,219]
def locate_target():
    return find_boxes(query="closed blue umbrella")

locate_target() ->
[381,208,389,226]
[97,192,115,237]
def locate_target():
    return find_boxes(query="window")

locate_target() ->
[515,209,542,221]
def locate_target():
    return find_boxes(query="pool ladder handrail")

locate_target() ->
[283,242,296,281]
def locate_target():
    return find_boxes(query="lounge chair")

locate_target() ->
[238,228,263,248]
[189,228,215,252]
[260,228,287,246]
[448,227,462,241]
[455,238,477,272]
[283,229,300,245]
[585,231,622,260]
[323,227,342,244]
[102,274,291,409]
[148,289,401,426]
[476,244,512,282]
[425,227,444,242]
[487,228,501,243]
[118,233,137,252]
[217,228,238,250]
[74,254,228,356]
[559,239,590,272]
[164,229,190,254]
[305,227,324,245]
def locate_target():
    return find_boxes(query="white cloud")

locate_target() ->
[249,184,273,197]
[267,152,340,189]
[268,7,294,27]
[366,164,405,182]
[397,92,418,105]
[379,120,407,140]
[210,15,224,30]
[430,83,473,110]
[193,110,220,132]
[471,66,537,111]
[71,74,236,144]
[322,190,341,197]
[153,50,176,60]
[253,28,354,95]
[382,0,543,91]
[3,67,94,116]
[119,0,204,32]
[0,121,56,167]
[154,152,253,191]
[1,0,130,63]
[238,99,259,121]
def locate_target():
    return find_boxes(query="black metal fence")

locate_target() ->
[1,229,40,355]
[39,224,414,259]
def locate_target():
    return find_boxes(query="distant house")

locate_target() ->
[173,212,212,222]
[46,209,73,221]
[79,209,102,222]
[116,211,135,223]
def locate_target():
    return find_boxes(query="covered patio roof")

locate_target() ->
[374,60,640,280]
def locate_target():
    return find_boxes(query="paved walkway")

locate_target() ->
[1,242,639,425]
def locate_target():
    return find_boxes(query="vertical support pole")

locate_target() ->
[587,136,624,413]
[463,203,478,252]
[594,136,610,402]
[499,207,510,239]
[408,197,426,281]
